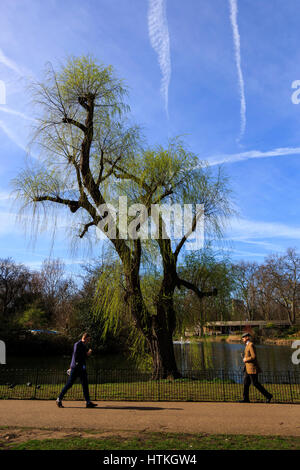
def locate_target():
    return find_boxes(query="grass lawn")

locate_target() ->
[0,380,299,403]
[2,431,300,450]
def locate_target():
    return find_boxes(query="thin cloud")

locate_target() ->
[0,114,38,159]
[228,217,300,241]
[232,239,284,251]
[0,119,29,154]
[206,146,300,166]
[24,258,85,270]
[0,106,37,122]
[148,0,171,118]
[230,249,266,258]
[0,191,12,201]
[0,47,23,76]
[0,47,34,80]
[229,0,246,142]
[0,204,71,238]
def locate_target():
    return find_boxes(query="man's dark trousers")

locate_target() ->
[243,372,272,401]
[58,365,90,402]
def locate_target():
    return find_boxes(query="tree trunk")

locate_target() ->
[123,244,183,380]
[148,328,180,379]
[124,266,179,379]
[148,308,181,380]
[291,300,296,325]
[147,287,181,379]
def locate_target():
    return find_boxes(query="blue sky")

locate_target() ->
[0,0,300,280]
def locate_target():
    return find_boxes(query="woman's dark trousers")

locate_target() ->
[59,366,90,402]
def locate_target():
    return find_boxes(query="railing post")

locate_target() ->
[33,368,39,399]
[221,370,226,402]
[94,368,98,401]
[288,371,294,404]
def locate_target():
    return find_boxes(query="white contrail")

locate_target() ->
[0,47,35,82]
[0,106,36,121]
[229,0,246,142]
[0,47,23,76]
[206,146,300,166]
[148,0,171,118]
[0,119,31,155]
[228,217,300,241]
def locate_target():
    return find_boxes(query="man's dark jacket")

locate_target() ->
[70,340,88,368]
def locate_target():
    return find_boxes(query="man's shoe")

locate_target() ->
[56,399,64,408]
[266,394,273,403]
[238,400,250,403]
[86,402,98,408]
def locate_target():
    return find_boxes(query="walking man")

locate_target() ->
[56,332,98,408]
[239,332,273,403]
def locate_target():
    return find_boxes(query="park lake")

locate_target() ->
[6,341,298,375]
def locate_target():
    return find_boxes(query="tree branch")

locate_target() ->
[174,209,203,261]
[79,221,96,238]
[111,164,151,193]
[96,153,123,186]
[62,116,86,133]
[176,277,217,299]
[152,188,173,205]
[33,195,80,213]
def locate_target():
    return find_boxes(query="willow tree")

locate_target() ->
[13,56,233,378]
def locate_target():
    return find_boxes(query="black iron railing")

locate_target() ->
[0,367,299,403]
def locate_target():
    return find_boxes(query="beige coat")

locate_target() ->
[244,341,262,374]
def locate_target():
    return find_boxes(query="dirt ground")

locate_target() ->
[0,400,299,445]
[0,427,139,446]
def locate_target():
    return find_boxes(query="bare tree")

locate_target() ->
[232,261,258,321]
[0,258,31,323]
[175,249,233,335]
[32,258,77,328]
[264,248,300,325]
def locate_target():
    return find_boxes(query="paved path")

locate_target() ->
[0,401,300,436]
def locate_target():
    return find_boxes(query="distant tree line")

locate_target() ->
[231,247,300,326]
[0,258,75,332]
[175,247,299,333]
[0,246,298,354]
[0,257,132,356]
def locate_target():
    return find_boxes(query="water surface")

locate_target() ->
[173,341,298,374]
[4,341,298,375]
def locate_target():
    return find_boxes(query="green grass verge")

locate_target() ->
[0,380,299,403]
[3,432,300,450]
